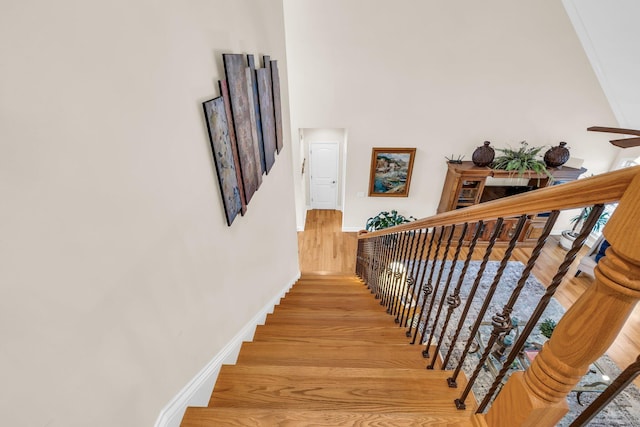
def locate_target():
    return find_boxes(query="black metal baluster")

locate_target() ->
[426,222,469,369]
[420,225,456,355]
[389,231,412,315]
[411,227,446,345]
[363,238,375,287]
[383,232,405,308]
[400,229,427,327]
[477,206,604,413]
[372,236,386,298]
[570,355,640,427]
[384,233,407,313]
[356,239,364,279]
[444,218,503,381]
[434,221,483,371]
[393,230,418,319]
[454,215,534,409]
[407,228,437,339]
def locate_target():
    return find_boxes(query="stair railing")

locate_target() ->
[356,165,640,427]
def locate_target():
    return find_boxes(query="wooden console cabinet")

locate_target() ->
[438,161,586,246]
[438,162,586,213]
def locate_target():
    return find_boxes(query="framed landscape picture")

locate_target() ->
[368,148,416,197]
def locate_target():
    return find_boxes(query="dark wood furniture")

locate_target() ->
[438,162,586,245]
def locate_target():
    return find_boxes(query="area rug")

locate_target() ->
[404,260,640,426]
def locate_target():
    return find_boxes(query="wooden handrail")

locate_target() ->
[480,169,640,426]
[359,166,640,239]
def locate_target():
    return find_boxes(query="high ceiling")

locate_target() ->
[564,0,640,129]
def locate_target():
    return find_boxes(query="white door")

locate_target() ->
[310,142,339,209]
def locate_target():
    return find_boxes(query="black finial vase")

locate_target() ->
[472,141,495,167]
[544,142,570,168]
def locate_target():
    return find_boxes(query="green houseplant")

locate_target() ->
[559,206,611,250]
[365,210,415,231]
[539,318,557,339]
[492,141,553,180]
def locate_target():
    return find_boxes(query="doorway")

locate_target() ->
[309,141,339,209]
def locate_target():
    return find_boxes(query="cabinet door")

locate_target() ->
[455,179,485,209]
[522,218,547,243]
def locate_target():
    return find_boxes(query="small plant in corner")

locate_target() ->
[445,154,465,164]
[539,318,557,339]
[365,210,416,232]
[492,141,553,180]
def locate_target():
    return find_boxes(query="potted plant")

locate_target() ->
[365,210,415,231]
[539,318,557,339]
[491,141,553,180]
[558,206,610,250]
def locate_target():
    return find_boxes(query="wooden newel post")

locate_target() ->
[482,172,640,427]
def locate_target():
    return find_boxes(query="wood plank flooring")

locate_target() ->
[298,209,640,387]
[298,209,357,274]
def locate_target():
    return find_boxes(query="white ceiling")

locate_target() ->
[563,0,640,129]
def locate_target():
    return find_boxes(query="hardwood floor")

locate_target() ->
[298,209,640,387]
[298,209,357,274]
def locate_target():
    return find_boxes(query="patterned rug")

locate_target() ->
[405,260,640,426]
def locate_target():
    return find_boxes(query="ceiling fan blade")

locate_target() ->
[609,137,640,149]
[588,126,640,137]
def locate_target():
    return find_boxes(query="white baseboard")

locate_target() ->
[153,271,300,427]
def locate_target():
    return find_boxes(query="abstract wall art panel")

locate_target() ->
[202,97,243,225]
[256,67,276,173]
[270,60,284,154]
[368,147,416,197]
[223,53,260,203]
[247,55,266,174]
[218,79,247,215]
[245,67,263,188]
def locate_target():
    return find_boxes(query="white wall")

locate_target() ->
[284,0,619,230]
[0,1,298,426]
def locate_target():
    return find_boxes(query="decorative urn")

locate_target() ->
[544,142,570,168]
[472,141,495,167]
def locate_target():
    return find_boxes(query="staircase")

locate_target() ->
[181,273,479,426]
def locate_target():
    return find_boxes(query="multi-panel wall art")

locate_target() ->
[203,53,284,225]
[202,97,243,226]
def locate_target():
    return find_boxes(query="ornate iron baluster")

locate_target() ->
[570,355,640,427]
[434,221,483,370]
[420,225,456,353]
[426,222,469,368]
[382,234,397,299]
[400,229,428,327]
[394,230,418,319]
[477,206,604,413]
[444,217,503,382]
[383,232,406,308]
[407,228,437,339]
[390,231,414,316]
[411,227,445,345]
[454,215,530,409]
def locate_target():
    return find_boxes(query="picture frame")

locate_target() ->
[368,147,416,197]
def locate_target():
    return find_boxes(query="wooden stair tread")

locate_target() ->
[275,299,387,311]
[271,305,393,316]
[210,365,476,413]
[180,273,477,426]
[219,364,455,379]
[264,314,395,327]
[253,324,412,344]
[237,342,441,369]
[286,286,370,294]
[182,407,475,426]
